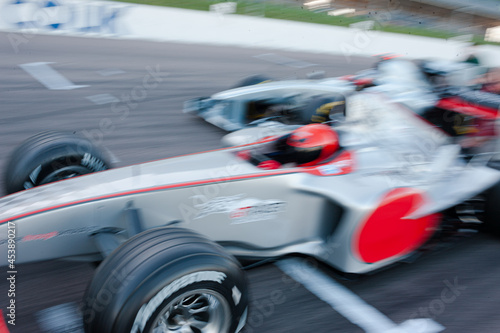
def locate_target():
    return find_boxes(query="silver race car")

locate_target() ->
[182,58,438,131]
[1,93,499,333]
[183,74,352,131]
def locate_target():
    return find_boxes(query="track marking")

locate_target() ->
[254,53,316,68]
[276,258,445,333]
[36,303,83,333]
[86,93,120,105]
[97,68,125,76]
[19,62,89,90]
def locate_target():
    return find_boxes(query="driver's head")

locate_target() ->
[286,124,340,166]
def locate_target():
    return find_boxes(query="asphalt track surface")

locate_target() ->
[0,32,499,333]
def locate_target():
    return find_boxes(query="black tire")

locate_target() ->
[82,227,248,333]
[484,180,500,236]
[300,95,346,124]
[3,131,112,194]
[233,75,272,89]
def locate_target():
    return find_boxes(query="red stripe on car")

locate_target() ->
[437,97,499,120]
[0,151,355,225]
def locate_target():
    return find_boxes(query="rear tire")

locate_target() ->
[3,131,111,194]
[484,180,500,236]
[82,227,248,333]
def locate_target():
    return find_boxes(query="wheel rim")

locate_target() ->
[149,289,231,333]
[39,165,91,185]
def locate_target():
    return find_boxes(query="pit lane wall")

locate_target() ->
[1,0,500,62]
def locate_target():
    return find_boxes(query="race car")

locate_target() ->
[184,57,500,162]
[1,93,499,333]
[183,74,352,131]
[181,57,433,131]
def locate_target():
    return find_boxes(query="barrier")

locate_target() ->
[1,0,499,62]
[0,0,129,35]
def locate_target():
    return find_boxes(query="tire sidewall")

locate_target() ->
[485,180,500,236]
[116,256,246,333]
[5,135,110,193]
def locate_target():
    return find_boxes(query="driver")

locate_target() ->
[265,124,340,167]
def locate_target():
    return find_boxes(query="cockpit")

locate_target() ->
[236,124,342,170]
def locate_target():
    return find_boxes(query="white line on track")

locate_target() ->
[276,258,445,333]
[254,53,317,68]
[19,62,89,90]
[86,93,120,105]
[97,68,125,77]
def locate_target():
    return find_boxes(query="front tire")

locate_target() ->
[3,131,111,194]
[82,227,248,333]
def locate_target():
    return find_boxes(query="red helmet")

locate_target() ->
[286,124,340,166]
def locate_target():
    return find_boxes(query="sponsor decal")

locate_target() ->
[318,160,351,176]
[232,286,242,305]
[229,201,286,224]
[22,231,58,242]
[81,153,107,172]
[193,195,245,219]
[193,195,286,223]
[0,226,100,246]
